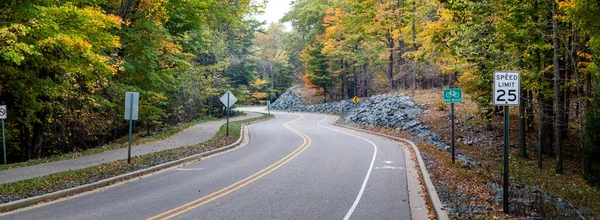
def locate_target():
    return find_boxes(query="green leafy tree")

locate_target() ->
[303,42,332,102]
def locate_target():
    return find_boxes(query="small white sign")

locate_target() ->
[124,92,139,120]
[0,105,6,119]
[219,91,237,108]
[494,71,520,106]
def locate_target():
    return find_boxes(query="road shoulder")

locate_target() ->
[328,116,447,220]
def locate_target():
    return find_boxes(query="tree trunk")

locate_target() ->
[527,90,535,132]
[340,59,345,100]
[572,28,583,138]
[32,119,44,159]
[411,0,417,93]
[538,97,554,168]
[363,64,369,96]
[20,125,29,161]
[353,63,358,97]
[388,31,395,90]
[345,61,350,98]
[120,0,140,21]
[207,70,215,116]
[560,43,569,141]
[519,87,527,158]
[561,65,570,141]
[552,0,563,174]
[544,102,555,156]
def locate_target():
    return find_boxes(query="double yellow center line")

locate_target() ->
[147,115,312,220]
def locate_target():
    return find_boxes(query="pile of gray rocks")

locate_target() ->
[272,88,480,167]
[271,88,423,129]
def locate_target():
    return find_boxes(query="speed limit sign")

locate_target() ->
[494,71,520,106]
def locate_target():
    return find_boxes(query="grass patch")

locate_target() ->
[0,113,272,204]
[0,113,247,171]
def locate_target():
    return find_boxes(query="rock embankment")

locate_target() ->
[271,88,423,129]
[271,87,481,168]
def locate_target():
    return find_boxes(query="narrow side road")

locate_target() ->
[1,110,414,219]
[0,112,261,184]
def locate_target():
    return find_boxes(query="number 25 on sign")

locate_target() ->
[494,71,520,106]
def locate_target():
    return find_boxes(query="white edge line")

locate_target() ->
[316,115,378,220]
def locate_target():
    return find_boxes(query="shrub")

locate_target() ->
[434,100,448,111]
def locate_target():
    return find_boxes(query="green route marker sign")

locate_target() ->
[443,88,463,103]
[443,88,462,166]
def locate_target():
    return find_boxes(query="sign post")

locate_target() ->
[494,71,520,214]
[124,92,139,164]
[0,105,6,165]
[267,100,271,116]
[219,91,237,137]
[443,88,462,164]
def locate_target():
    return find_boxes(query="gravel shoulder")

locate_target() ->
[0,112,261,184]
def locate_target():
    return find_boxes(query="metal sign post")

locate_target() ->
[0,105,6,165]
[124,92,139,164]
[267,100,271,115]
[443,88,462,164]
[226,92,230,137]
[219,91,237,137]
[493,71,520,214]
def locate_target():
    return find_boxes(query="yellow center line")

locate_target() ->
[147,114,312,220]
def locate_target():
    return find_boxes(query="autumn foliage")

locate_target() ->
[0,1,268,162]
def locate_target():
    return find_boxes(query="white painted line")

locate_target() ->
[316,116,377,220]
[175,168,205,171]
[374,166,403,170]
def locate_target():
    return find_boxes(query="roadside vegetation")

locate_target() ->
[405,89,599,217]
[0,112,244,171]
[0,1,292,164]
[0,114,272,205]
[282,0,600,210]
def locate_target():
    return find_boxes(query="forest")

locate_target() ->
[0,0,292,162]
[281,0,600,187]
[1,0,599,189]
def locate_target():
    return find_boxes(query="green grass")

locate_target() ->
[0,113,272,202]
[0,113,247,171]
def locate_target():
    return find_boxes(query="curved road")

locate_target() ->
[1,110,415,220]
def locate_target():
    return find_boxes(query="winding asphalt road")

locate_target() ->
[1,110,415,219]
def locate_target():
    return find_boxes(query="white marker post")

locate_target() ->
[267,100,271,116]
[493,71,520,213]
[124,92,139,164]
[0,105,6,165]
[219,91,237,137]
